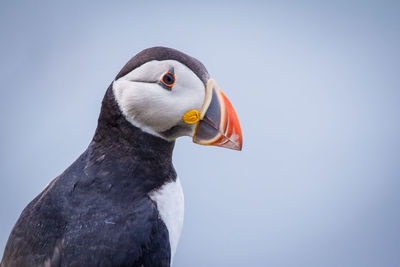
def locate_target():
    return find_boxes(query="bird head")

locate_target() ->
[112,47,242,150]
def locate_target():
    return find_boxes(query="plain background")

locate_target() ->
[1,1,399,266]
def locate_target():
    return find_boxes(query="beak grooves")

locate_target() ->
[192,79,243,151]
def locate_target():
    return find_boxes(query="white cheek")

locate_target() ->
[113,60,206,139]
[113,80,171,137]
[172,65,205,111]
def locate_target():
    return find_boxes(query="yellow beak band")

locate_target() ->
[183,109,200,124]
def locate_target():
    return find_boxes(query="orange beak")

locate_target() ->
[192,79,243,151]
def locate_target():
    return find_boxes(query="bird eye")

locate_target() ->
[160,68,175,89]
[162,73,175,86]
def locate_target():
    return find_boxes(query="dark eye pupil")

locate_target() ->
[163,73,174,85]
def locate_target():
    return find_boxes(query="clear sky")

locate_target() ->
[1,1,399,266]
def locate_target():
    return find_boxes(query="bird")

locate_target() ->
[1,47,242,267]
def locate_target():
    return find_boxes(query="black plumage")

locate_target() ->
[1,47,209,267]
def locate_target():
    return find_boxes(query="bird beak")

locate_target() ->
[185,79,242,151]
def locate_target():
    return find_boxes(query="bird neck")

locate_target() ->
[85,85,176,193]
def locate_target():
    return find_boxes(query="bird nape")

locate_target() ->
[1,47,243,267]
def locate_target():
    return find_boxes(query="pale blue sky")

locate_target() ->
[1,1,400,266]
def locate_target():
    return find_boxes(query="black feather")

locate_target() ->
[1,80,177,267]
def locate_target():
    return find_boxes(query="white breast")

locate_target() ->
[149,177,184,264]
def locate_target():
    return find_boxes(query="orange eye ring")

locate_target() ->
[160,68,175,89]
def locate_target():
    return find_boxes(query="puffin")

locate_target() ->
[1,47,242,267]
